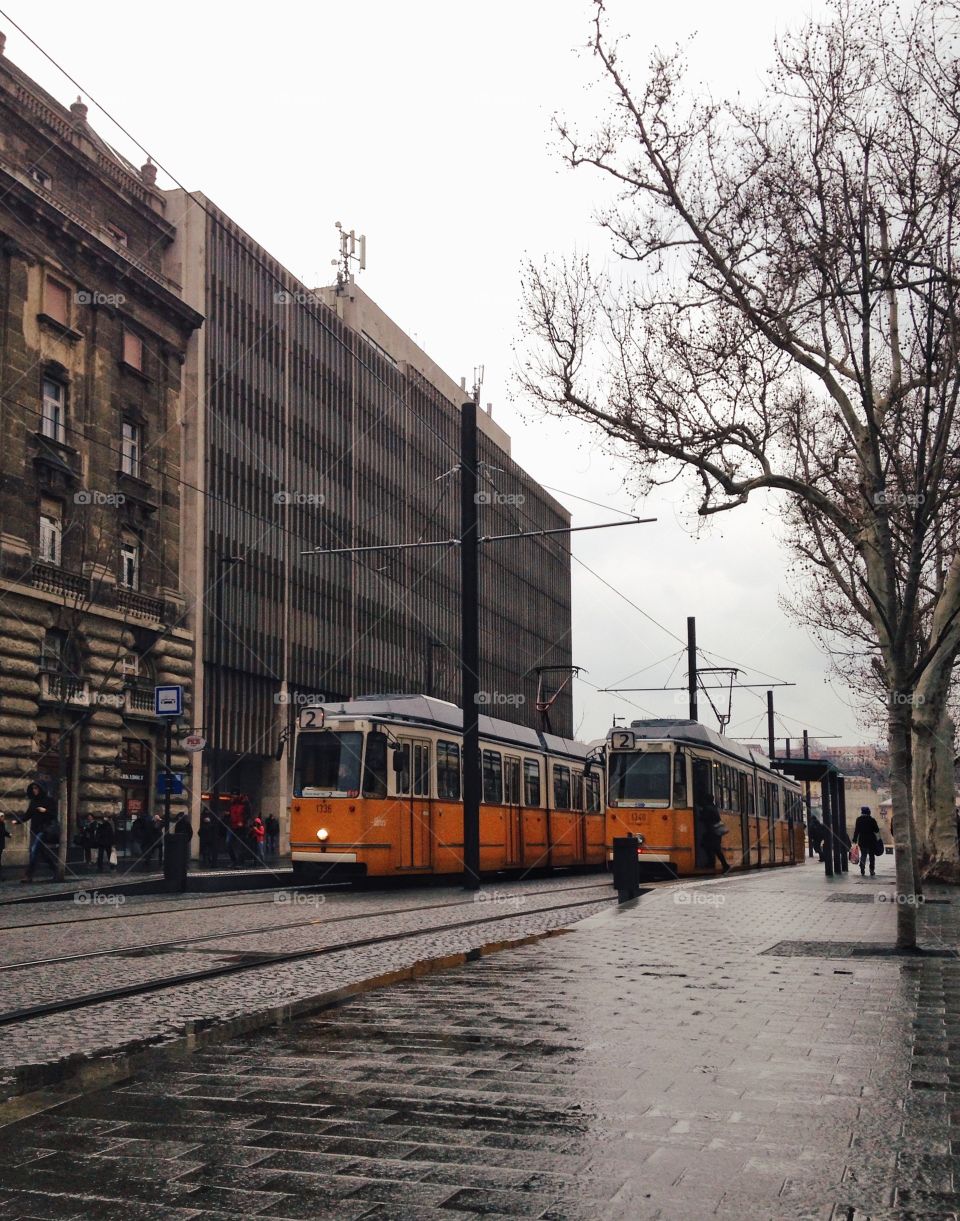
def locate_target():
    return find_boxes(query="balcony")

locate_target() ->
[39,671,90,706]
[32,564,90,600]
[115,588,165,622]
[124,685,156,716]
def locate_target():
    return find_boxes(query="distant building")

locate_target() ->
[166,196,574,836]
[0,41,202,863]
[817,744,887,773]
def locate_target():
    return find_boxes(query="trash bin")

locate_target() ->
[612,835,642,902]
[163,832,189,893]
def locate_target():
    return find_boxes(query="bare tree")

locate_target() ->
[519,0,960,945]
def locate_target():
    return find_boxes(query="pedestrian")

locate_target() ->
[250,814,266,865]
[227,791,251,868]
[173,811,194,843]
[852,805,882,877]
[94,816,116,873]
[198,810,218,868]
[74,814,94,865]
[145,814,164,870]
[15,781,58,883]
[265,813,279,857]
[132,811,152,871]
[700,792,731,874]
[809,814,826,861]
[0,812,8,875]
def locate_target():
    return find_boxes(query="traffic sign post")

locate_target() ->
[154,686,184,837]
[154,685,183,717]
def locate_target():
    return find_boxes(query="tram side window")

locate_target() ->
[553,764,571,810]
[730,768,740,813]
[363,731,388,798]
[482,750,503,804]
[585,773,602,812]
[572,771,584,811]
[395,746,411,795]
[523,759,541,807]
[772,786,781,820]
[673,752,687,806]
[437,740,461,800]
[504,755,521,805]
[414,742,430,797]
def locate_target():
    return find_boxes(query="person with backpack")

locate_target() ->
[249,814,266,865]
[852,805,882,877]
[227,792,251,867]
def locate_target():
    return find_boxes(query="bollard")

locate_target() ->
[612,835,642,902]
[163,832,189,893]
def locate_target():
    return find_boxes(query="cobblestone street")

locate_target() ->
[0,859,956,1219]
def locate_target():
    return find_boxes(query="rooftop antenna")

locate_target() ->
[472,365,485,405]
[332,221,367,294]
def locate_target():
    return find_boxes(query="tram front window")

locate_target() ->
[609,751,671,803]
[295,732,363,796]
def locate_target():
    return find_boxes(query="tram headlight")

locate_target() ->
[317,827,329,842]
[635,834,645,847]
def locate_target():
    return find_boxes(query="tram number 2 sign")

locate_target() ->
[298,707,325,729]
[610,730,636,751]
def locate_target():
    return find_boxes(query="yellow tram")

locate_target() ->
[603,719,805,876]
[290,695,606,882]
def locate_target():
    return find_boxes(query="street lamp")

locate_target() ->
[211,552,245,815]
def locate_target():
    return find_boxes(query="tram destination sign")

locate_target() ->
[609,730,636,750]
[298,706,325,730]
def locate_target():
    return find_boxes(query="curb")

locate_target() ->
[0,926,565,1115]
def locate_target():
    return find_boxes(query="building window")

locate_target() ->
[39,499,62,565]
[40,629,67,672]
[119,536,140,590]
[121,420,141,477]
[106,223,128,247]
[29,166,51,190]
[41,378,66,443]
[122,329,143,371]
[43,279,69,325]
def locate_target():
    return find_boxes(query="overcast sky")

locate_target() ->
[4,0,876,747]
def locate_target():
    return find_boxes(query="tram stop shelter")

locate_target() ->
[771,756,849,877]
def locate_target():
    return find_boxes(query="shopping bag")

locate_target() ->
[849,844,860,864]
[109,847,118,867]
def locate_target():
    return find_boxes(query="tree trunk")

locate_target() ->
[912,708,958,875]
[888,701,918,948]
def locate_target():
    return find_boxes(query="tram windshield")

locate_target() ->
[294,731,363,797]
[608,750,671,803]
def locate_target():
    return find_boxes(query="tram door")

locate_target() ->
[503,755,522,866]
[397,736,432,869]
[692,758,713,869]
[739,774,752,869]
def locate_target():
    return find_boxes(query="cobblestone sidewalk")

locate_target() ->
[0,859,956,1219]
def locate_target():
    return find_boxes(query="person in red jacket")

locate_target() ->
[227,791,250,868]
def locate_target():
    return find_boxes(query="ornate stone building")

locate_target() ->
[0,42,202,865]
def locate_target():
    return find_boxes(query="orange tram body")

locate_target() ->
[290,696,606,882]
[605,720,805,877]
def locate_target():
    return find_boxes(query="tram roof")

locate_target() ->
[617,718,780,772]
[317,694,592,760]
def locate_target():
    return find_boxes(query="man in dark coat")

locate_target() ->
[93,816,115,873]
[16,781,58,882]
[699,792,731,873]
[808,814,826,861]
[852,805,882,876]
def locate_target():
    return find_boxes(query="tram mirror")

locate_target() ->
[392,747,409,773]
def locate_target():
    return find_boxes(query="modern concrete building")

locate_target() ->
[0,42,203,865]
[166,194,574,840]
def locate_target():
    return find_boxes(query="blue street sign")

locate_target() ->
[154,685,183,717]
[157,772,184,796]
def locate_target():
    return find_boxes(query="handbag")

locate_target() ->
[109,847,118,867]
[874,838,883,856]
[849,844,860,864]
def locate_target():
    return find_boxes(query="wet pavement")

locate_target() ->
[0,859,956,1219]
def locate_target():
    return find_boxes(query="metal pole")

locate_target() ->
[687,616,697,721]
[212,555,223,814]
[803,729,813,857]
[163,718,173,834]
[460,400,480,891]
[767,690,775,761]
[821,775,834,877]
[835,773,848,873]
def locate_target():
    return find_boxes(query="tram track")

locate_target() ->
[0,889,615,1028]
[0,879,612,971]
